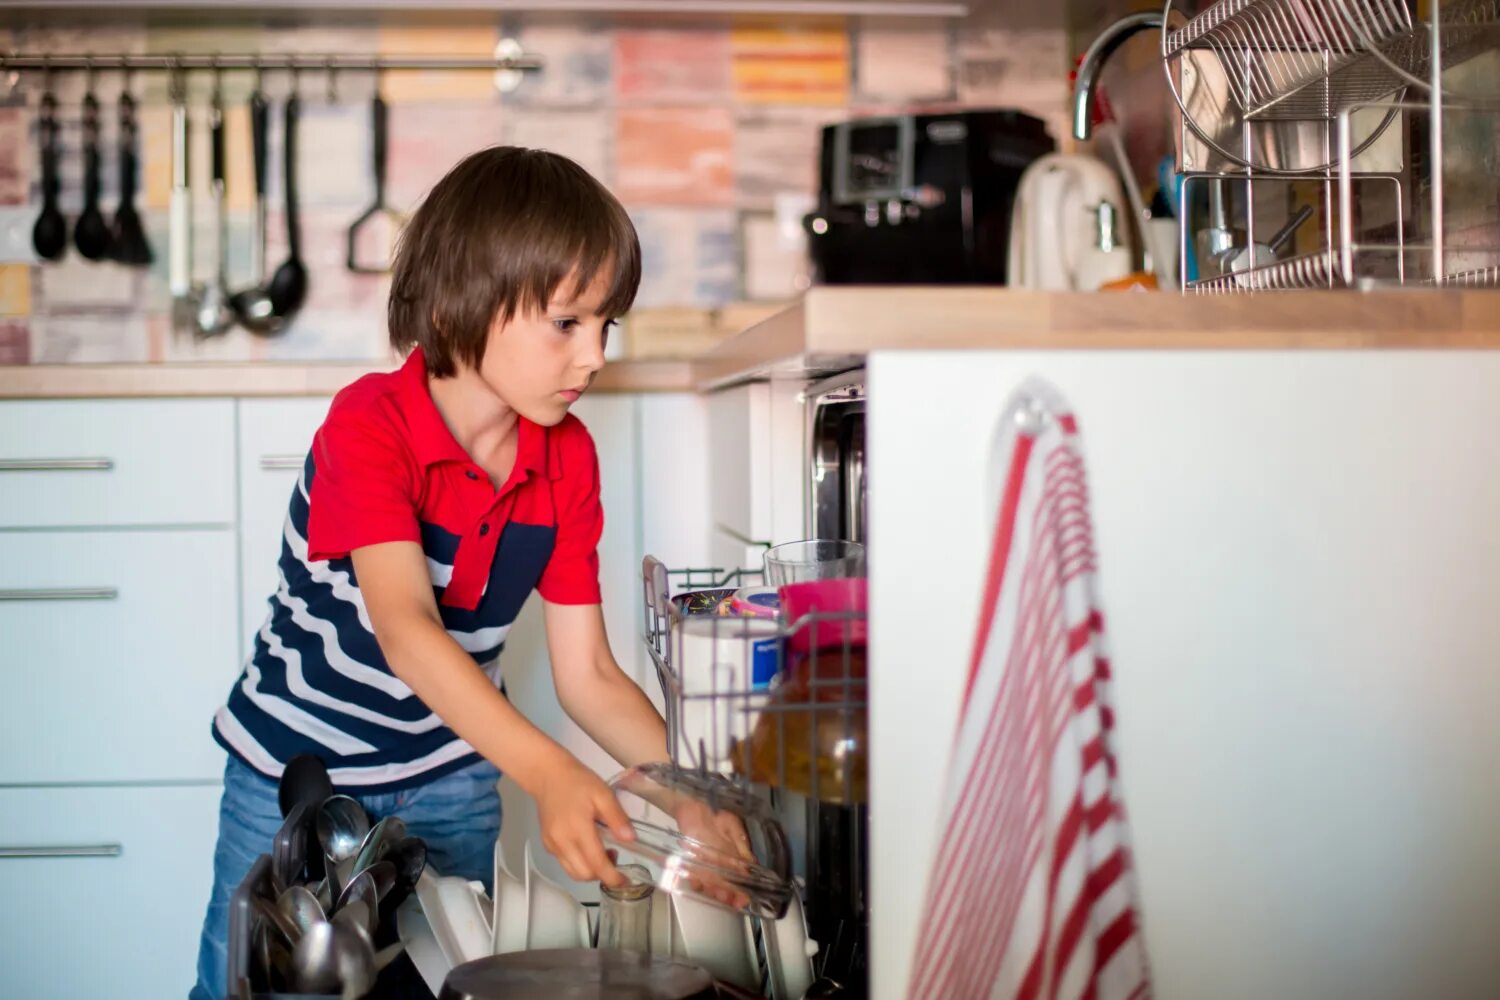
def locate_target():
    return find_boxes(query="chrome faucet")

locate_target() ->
[1071,11,1164,141]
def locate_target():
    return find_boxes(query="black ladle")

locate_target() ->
[266,93,307,321]
[110,88,152,266]
[30,87,66,261]
[230,83,279,333]
[73,83,112,261]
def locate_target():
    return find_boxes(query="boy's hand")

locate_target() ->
[536,756,636,888]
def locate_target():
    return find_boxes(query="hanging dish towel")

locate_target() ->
[908,381,1151,1000]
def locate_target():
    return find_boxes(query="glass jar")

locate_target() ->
[596,864,654,954]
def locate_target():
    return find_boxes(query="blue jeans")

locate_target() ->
[189,755,501,1000]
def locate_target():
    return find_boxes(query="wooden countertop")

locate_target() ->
[4,288,1498,398]
[694,286,1500,388]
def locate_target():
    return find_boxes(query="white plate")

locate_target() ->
[492,841,528,955]
[670,890,760,991]
[395,893,452,996]
[523,841,590,951]
[764,892,816,1000]
[414,870,493,968]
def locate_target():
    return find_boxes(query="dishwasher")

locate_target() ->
[642,369,869,998]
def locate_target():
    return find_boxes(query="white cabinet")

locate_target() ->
[0,528,239,783]
[867,350,1500,1000]
[236,398,333,656]
[0,399,235,528]
[0,784,221,999]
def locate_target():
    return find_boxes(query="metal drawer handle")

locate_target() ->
[0,458,114,472]
[0,844,123,859]
[0,588,119,602]
[259,454,304,471]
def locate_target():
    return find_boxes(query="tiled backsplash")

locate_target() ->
[0,11,1068,364]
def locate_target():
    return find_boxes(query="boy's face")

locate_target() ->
[477,267,615,427]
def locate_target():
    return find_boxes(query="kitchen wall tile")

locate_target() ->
[731,21,849,106]
[38,254,139,310]
[853,23,953,102]
[504,19,612,109]
[740,208,809,301]
[0,8,1064,363]
[733,106,833,209]
[501,107,612,183]
[0,207,39,264]
[0,319,28,362]
[30,312,148,362]
[615,107,734,206]
[0,107,27,205]
[385,102,505,210]
[614,28,731,105]
[631,207,738,309]
[0,264,30,316]
[377,24,499,104]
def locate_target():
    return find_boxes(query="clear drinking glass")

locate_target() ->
[596,863,654,954]
[763,539,866,587]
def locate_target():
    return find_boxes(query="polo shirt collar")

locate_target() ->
[397,348,548,481]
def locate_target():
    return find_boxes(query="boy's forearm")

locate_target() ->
[559,662,669,771]
[381,613,571,798]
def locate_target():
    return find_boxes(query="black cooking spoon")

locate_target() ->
[266,92,308,320]
[31,88,66,261]
[73,86,112,261]
[110,88,152,266]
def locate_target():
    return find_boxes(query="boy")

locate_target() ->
[190,147,666,999]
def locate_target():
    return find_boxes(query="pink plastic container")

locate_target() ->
[777,577,868,654]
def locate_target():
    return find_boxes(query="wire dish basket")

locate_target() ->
[640,557,868,808]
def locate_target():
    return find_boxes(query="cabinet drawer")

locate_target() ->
[237,398,332,656]
[0,783,222,1000]
[0,529,239,783]
[0,399,235,527]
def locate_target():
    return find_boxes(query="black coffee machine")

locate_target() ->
[804,109,1054,285]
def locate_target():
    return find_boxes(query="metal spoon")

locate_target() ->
[334,865,380,920]
[195,71,234,338]
[271,800,308,893]
[317,795,370,901]
[331,921,376,1000]
[277,883,326,940]
[289,920,341,994]
[351,815,406,876]
[252,895,302,951]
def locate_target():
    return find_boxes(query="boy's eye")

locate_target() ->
[552,319,577,333]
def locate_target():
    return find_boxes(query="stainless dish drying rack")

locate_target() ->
[1161,0,1500,290]
[640,556,870,996]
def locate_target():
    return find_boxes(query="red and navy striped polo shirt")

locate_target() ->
[213,348,604,791]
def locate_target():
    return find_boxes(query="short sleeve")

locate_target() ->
[536,421,604,605]
[305,394,422,562]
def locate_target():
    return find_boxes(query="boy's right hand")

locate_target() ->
[536,755,636,888]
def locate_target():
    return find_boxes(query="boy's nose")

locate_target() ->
[576,330,607,372]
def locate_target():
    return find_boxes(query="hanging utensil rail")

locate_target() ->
[0,50,542,73]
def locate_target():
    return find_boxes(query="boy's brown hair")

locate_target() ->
[389,146,641,377]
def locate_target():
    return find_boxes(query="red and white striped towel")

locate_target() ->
[908,384,1150,1000]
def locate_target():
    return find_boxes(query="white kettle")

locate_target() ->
[1006,153,1134,291]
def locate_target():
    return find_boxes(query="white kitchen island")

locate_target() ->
[864,341,1500,998]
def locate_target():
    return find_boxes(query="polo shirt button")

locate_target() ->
[479,523,491,536]
[465,470,479,481]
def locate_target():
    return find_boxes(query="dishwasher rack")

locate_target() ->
[640,555,871,995]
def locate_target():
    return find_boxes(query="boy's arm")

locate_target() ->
[351,539,633,885]
[542,601,669,769]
